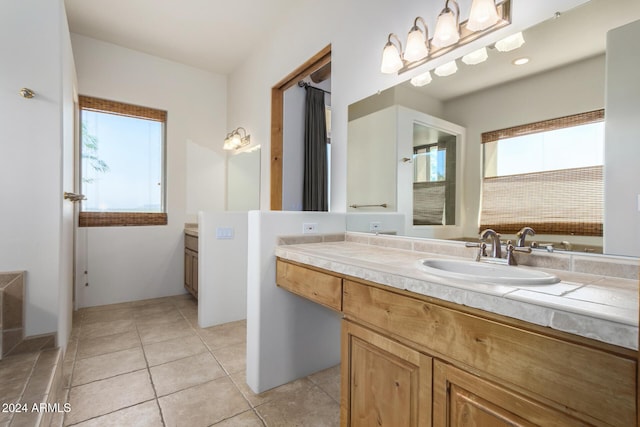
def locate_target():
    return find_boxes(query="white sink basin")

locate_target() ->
[419,259,560,286]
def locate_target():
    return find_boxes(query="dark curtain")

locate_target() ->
[303,87,328,211]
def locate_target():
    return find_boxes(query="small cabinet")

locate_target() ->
[433,361,585,427]
[341,320,432,427]
[184,233,198,298]
[276,259,342,311]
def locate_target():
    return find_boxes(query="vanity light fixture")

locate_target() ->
[461,47,489,65]
[495,31,525,52]
[434,60,458,77]
[380,33,404,74]
[223,127,250,151]
[404,17,430,62]
[467,0,501,32]
[432,0,460,48]
[380,0,511,74]
[410,70,433,87]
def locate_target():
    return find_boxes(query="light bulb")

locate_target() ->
[467,0,500,32]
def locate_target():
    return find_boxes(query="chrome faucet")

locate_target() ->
[480,229,502,258]
[516,226,535,247]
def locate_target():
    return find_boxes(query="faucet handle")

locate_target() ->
[505,240,532,265]
[466,241,488,261]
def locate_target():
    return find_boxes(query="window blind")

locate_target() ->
[480,110,604,236]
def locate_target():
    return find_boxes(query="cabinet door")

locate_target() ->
[433,361,588,427]
[341,320,432,427]
[192,252,198,296]
[184,249,193,292]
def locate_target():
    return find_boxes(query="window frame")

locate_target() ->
[78,95,168,227]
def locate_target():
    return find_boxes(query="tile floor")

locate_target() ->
[61,294,340,427]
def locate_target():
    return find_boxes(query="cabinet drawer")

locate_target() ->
[276,259,342,311]
[185,234,198,252]
[343,280,636,427]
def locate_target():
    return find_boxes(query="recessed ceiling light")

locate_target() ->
[512,57,530,66]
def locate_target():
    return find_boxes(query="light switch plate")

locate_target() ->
[216,227,234,239]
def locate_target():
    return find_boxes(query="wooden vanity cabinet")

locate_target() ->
[184,233,198,298]
[433,361,585,427]
[341,320,432,427]
[275,258,638,427]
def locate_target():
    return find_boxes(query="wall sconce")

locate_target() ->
[223,127,250,151]
[380,34,404,74]
[467,0,500,31]
[461,46,488,65]
[404,17,430,62]
[494,31,525,52]
[432,0,460,48]
[410,70,433,87]
[380,0,511,74]
[434,60,458,77]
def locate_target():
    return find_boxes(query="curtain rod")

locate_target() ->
[297,81,331,94]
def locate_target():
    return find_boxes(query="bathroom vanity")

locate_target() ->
[184,228,198,298]
[275,235,638,427]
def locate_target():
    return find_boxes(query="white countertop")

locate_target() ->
[275,241,638,350]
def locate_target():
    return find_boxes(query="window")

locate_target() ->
[480,110,604,236]
[79,96,167,227]
[412,123,457,226]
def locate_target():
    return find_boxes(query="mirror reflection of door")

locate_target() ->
[412,123,456,226]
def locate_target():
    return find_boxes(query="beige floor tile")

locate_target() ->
[65,370,155,425]
[212,342,246,374]
[69,400,162,427]
[81,307,136,325]
[133,302,176,318]
[76,330,140,360]
[79,319,136,340]
[307,365,340,403]
[213,409,264,426]
[150,352,225,397]
[137,319,195,344]
[143,334,208,367]
[72,347,146,386]
[134,309,185,327]
[198,320,246,350]
[158,377,250,427]
[229,371,313,408]
[255,385,339,427]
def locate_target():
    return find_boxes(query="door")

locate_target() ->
[433,361,587,427]
[341,320,432,427]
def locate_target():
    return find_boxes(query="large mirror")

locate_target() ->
[347,0,640,255]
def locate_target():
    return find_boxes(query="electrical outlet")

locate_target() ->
[303,223,318,234]
[216,227,234,239]
[369,221,382,232]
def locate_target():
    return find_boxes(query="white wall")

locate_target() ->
[604,20,640,256]
[198,212,248,327]
[226,0,590,213]
[71,34,228,307]
[246,211,345,393]
[227,147,261,211]
[442,55,606,238]
[347,106,397,211]
[0,0,74,341]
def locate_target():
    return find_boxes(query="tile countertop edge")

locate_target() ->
[184,228,198,237]
[274,243,638,350]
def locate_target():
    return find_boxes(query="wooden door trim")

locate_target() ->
[270,45,331,210]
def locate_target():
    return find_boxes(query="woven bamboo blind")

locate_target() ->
[79,96,167,122]
[480,166,603,236]
[481,110,604,144]
[79,96,167,227]
[480,110,604,236]
[79,212,168,227]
